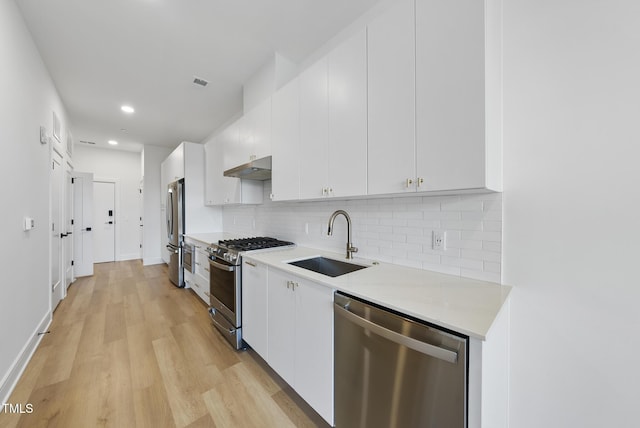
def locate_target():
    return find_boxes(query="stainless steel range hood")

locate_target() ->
[223,156,272,180]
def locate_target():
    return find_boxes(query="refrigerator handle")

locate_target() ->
[166,189,173,240]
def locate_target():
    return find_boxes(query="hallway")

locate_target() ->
[0,261,328,428]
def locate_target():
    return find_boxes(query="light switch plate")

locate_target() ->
[24,217,35,231]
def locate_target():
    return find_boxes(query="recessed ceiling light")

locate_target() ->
[121,105,135,114]
[108,140,118,145]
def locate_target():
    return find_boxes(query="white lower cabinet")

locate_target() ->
[184,239,210,305]
[242,259,269,359]
[291,272,334,425]
[268,268,334,424]
[243,263,334,425]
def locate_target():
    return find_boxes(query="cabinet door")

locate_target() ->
[242,259,268,359]
[205,134,241,205]
[271,77,301,201]
[299,57,329,199]
[223,118,247,170]
[367,0,416,195]
[328,29,367,198]
[219,121,243,203]
[195,248,210,281]
[294,278,334,425]
[247,97,272,161]
[165,143,185,182]
[416,0,485,191]
[266,268,296,385]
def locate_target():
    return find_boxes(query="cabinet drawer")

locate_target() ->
[195,249,210,278]
[186,272,209,305]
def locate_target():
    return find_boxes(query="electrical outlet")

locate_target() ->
[432,230,446,250]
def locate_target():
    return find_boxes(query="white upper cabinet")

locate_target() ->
[271,77,301,201]
[297,29,368,200]
[244,97,272,161]
[327,29,368,198]
[233,97,272,167]
[367,0,417,196]
[222,118,245,170]
[162,143,185,183]
[368,0,501,195]
[415,0,501,192]
[204,135,240,205]
[299,57,329,199]
[204,128,263,206]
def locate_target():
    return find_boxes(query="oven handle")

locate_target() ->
[209,259,236,272]
[208,308,236,335]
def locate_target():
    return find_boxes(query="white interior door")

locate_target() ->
[73,172,94,276]
[63,162,74,289]
[51,153,63,310]
[139,180,143,258]
[93,181,115,263]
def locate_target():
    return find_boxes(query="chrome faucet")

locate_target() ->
[327,210,358,259]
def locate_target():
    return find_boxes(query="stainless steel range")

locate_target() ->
[206,237,295,349]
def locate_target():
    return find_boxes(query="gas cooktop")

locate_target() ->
[218,237,295,251]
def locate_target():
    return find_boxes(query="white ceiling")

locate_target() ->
[16,0,380,152]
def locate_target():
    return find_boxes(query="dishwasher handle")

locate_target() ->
[334,302,458,364]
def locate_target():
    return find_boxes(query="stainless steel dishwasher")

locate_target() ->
[334,292,468,428]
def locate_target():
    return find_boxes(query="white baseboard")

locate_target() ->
[118,253,142,262]
[143,257,165,266]
[0,311,52,405]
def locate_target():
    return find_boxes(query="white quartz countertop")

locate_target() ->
[243,246,511,340]
[184,232,239,247]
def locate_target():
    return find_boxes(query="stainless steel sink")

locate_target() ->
[288,256,368,277]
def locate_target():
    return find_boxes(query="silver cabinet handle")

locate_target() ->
[245,261,257,267]
[417,177,424,188]
[334,302,458,364]
[406,178,414,188]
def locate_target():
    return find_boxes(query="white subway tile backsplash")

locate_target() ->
[483,241,502,252]
[223,186,502,283]
[441,198,484,212]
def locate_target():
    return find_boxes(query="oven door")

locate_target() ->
[183,243,195,274]
[208,256,241,327]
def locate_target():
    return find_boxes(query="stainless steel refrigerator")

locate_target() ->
[166,178,184,287]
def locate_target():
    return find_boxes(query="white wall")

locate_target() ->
[224,183,503,283]
[73,145,142,261]
[502,1,640,426]
[0,0,71,403]
[142,145,172,265]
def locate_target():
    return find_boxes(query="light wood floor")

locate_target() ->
[0,260,330,428]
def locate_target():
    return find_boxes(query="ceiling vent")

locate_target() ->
[193,76,209,87]
[79,140,96,145]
